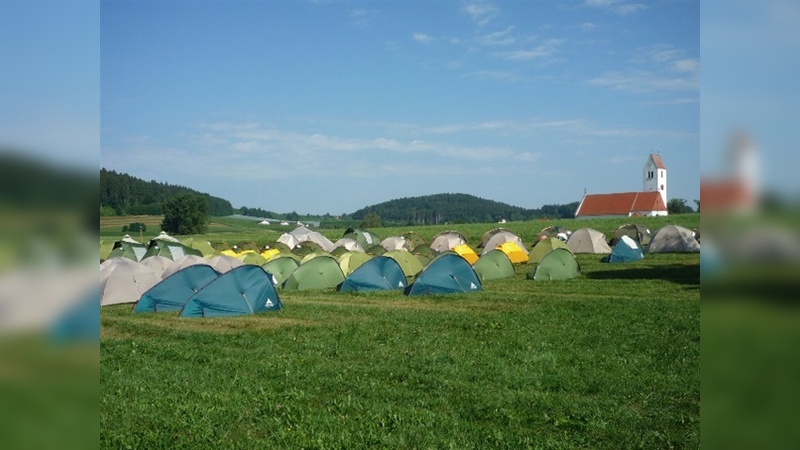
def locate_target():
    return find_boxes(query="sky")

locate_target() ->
[101,0,701,215]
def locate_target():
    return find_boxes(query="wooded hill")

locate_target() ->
[100,169,234,216]
[349,193,579,224]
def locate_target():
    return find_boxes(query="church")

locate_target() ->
[574,154,669,218]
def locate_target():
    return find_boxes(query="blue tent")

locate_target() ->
[405,253,483,296]
[603,235,645,263]
[339,256,407,292]
[134,264,220,313]
[179,265,282,318]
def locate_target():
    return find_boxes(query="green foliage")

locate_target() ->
[161,194,209,235]
[100,168,234,216]
[667,198,694,214]
[127,222,146,233]
[350,193,579,225]
[101,252,699,448]
[100,205,116,217]
[360,212,382,228]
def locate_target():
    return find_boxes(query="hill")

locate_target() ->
[349,193,579,225]
[100,168,234,216]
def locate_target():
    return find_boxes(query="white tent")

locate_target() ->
[100,258,160,306]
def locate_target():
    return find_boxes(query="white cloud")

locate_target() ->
[463,1,498,26]
[579,22,597,32]
[494,39,563,61]
[590,45,699,94]
[475,26,516,46]
[585,0,647,15]
[413,32,434,44]
[349,8,380,28]
[466,70,526,82]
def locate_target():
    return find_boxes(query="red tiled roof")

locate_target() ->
[576,191,667,217]
[700,179,753,212]
[649,153,666,169]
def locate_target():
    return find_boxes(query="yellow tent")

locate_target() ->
[497,241,529,264]
[451,244,479,265]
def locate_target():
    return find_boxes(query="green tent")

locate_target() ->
[612,223,652,247]
[343,228,381,249]
[337,251,373,276]
[282,255,345,291]
[383,250,425,279]
[261,256,300,287]
[527,248,581,281]
[134,264,220,313]
[143,240,202,261]
[100,240,115,261]
[179,265,282,317]
[180,237,216,257]
[108,239,148,262]
[528,237,571,264]
[473,250,515,281]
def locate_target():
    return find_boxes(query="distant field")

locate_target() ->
[100,213,700,248]
[101,237,699,448]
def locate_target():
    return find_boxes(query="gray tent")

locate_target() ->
[647,225,700,253]
[567,228,611,254]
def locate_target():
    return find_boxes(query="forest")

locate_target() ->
[349,193,579,224]
[100,168,234,216]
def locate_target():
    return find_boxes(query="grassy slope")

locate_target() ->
[101,247,699,448]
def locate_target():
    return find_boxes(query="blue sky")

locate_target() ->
[101,1,700,215]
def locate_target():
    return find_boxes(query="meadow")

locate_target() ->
[100,214,699,448]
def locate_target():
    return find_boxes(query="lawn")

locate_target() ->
[101,238,699,448]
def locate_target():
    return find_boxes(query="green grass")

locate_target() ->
[101,252,699,449]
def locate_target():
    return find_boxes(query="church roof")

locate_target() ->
[700,178,753,212]
[575,191,667,217]
[649,153,666,169]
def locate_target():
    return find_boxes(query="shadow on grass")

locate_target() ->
[585,263,700,286]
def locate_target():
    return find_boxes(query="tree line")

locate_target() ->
[100,168,234,216]
[349,193,580,225]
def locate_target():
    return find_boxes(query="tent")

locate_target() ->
[260,248,282,261]
[337,251,373,276]
[338,256,407,292]
[567,228,612,254]
[537,226,571,242]
[140,255,172,277]
[133,264,220,313]
[282,255,345,291]
[496,241,529,264]
[602,235,645,263]
[179,265,282,318]
[647,225,701,253]
[365,244,387,256]
[451,244,479,265]
[381,236,410,252]
[162,254,208,279]
[383,249,425,279]
[406,253,483,296]
[528,237,571,264]
[343,229,381,249]
[107,238,148,262]
[261,255,300,286]
[481,229,527,256]
[333,237,365,253]
[143,239,202,261]
[180,237,216,257]
[430,231,468,253]
[207,254,246,273]
[100,240,115,261]
[612,224,652,247]
[473,250,515,281]
[401,231,426,249]
[300,251,334,265]
[100,258,161,306]
[239,252,267,266]
[527,248,581,281]
[479,227,511,248]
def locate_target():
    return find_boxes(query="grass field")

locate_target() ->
[101,215,699,448]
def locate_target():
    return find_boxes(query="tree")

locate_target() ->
[161,194,209,235]
[667,198,694,214]
[360,212,382,228]
[693,199,700,213]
